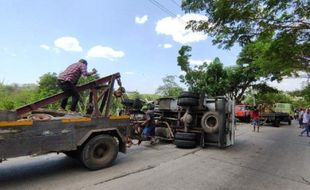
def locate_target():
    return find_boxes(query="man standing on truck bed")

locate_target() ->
[58,59,97,112]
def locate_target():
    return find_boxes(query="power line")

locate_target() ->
[170,0,180,7]
[148,0,177,17]
[147,0,187,25]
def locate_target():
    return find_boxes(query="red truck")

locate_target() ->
[234,104,252,123]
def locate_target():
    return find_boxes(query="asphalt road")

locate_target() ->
[0,121,310,190]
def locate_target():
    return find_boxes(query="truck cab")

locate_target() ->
[235,104,252,122]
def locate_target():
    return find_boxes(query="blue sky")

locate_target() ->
[0,0,305,93]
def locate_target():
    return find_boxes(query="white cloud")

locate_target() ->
[54,37,83,52]
[156,14,208,44]
[135,15,148,24]
[40,44,50,50]
[179,71,186,76]
[268,78,308,92]
[87,45,125,61]
[163,43,173,48]
[189,59,212,66]
[125,71,135,75]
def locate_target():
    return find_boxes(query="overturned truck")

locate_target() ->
[128,92,236,149]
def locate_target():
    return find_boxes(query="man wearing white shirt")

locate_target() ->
[300,109,310,137]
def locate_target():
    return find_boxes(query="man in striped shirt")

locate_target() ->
[57,59,97,112]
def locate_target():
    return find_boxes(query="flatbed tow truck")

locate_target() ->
[0,73,131,170]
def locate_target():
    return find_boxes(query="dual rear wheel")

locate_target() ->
[174,132,198,149]
[65,135,118,170]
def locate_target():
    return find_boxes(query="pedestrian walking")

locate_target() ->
[298,108,304,128]
[251,106,260,132]
[299,109,310,137]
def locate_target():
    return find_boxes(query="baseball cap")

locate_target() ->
[79,59,88,65]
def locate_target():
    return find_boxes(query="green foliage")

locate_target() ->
[127,91,143,99]
[178,45,229,96]
[126,91,160,102]
[76,74,100,113]
[0,98,15,110]
[225,64,258,103]
[291,98,308,109]
[37,72,59,98]
[36,72,60,110]
[177,45,258,100]
[0,83,38,110]
[156,75,184,97]
[110,96,123,115]
[78,74,100,85]
[244,92,293,107]
[301,83,310,103]
[182,0,310,78]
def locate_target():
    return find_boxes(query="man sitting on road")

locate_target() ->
[57,59,97,113]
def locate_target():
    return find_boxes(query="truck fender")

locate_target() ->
[77,128,126,153]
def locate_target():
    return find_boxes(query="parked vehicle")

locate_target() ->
[259,103,292,127]
[273,103,294,119]
[234,104,252,122]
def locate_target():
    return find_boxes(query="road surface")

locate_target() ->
[0,121,309,190]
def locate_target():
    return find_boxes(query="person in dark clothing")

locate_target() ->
[141,104,156,144]
[57,59,97,112]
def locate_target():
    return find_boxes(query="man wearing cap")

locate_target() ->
[57,59,97,112]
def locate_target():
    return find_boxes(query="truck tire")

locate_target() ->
[177,97,199,107]
[174,132,197,141]
[174,139,197,149]
[201,111,220,134]
[80,135,118,170]
[288,119,291,125]
[273,119,280,127]
[179,91,200,99]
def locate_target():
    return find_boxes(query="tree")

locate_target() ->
[254,92,292,106]
[177,46,270,102]
[156,75,184,97]
[182,0,310,78]
[37,72,59,98]
[225,65,257,103]
[177,45,229,96]
[300,83,310,103]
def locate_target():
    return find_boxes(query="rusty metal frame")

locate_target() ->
[16,73,121,117]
